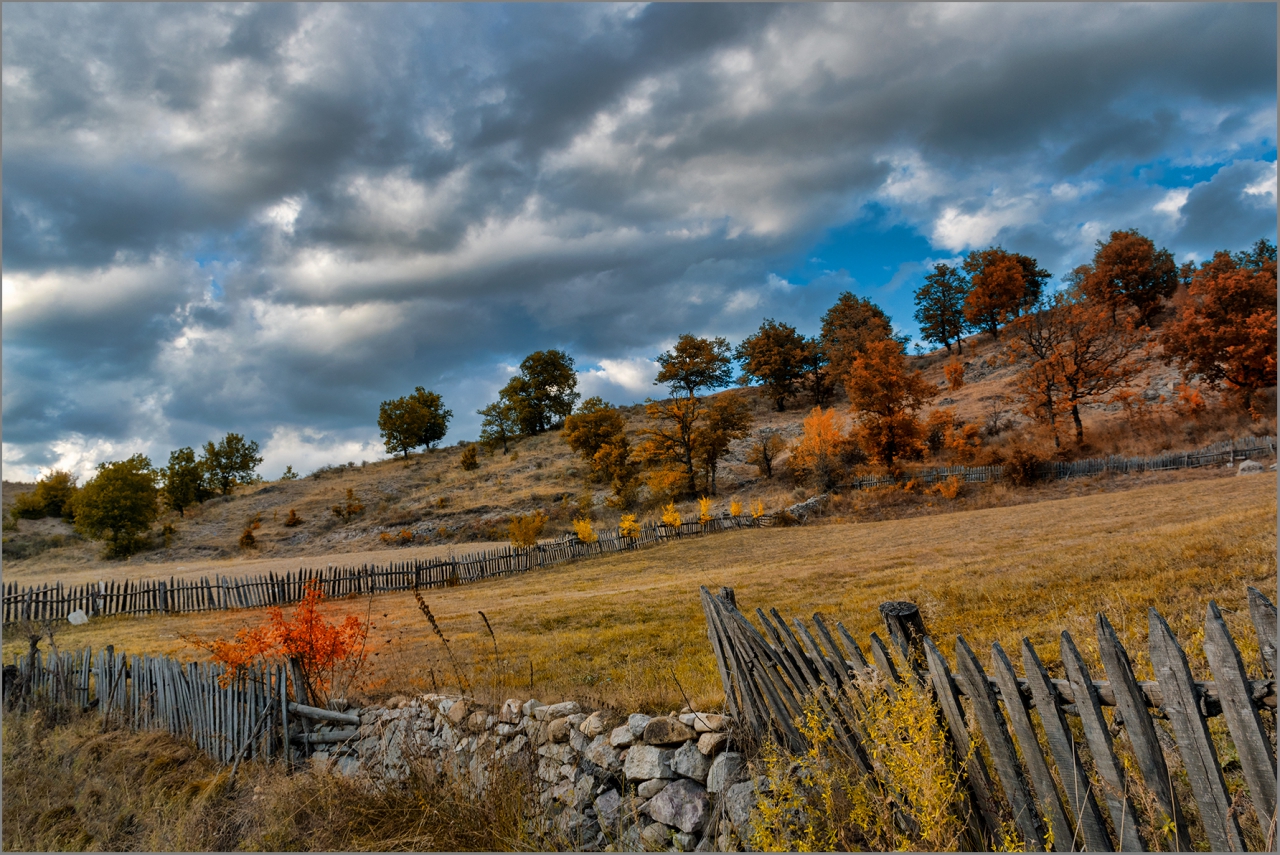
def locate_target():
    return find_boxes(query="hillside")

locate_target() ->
[3,324,1271,580]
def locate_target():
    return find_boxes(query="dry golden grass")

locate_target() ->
[8,472,1272,716]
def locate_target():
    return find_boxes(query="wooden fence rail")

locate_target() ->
[3,435,1273,627]
[2,515,765,626]
[701,584,1278,852]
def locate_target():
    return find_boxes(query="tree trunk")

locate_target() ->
[775,396,786,412]
[1071,402,1084,446]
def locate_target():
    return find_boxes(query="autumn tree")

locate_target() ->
[695,392,753,494]
[1076,229,1178,324]
[378,388,452,459]
[914,263,970,353]
[639,396,701,498]
[564,397,628,480]
[1008,296,1073,448]
[745,430,788,478]
[962,248,1027,339]
[736,318,809,411]
[1161,239,1277,410]
[70,454,160,558]
[501,350,580,435]
[9,470,78,521]
[820,292,896,382]
[477,398,518,454]
[845,339,936,465]
[654,334,734,399]
[790,407,852,490]
[200,432,263,495]
[162,446,208,517]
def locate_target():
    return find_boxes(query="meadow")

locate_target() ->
[9,470,1273,716]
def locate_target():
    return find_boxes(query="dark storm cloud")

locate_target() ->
[2,2,1274,478]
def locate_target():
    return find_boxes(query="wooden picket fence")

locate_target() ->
[2,515,767,626]
[3,645,357,768]
[841,434,1276,491]
[701,585,1278,851]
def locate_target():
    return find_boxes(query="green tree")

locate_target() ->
[71,454,160,558]
[654,334,735,399]
[914,264,971,353]
[161,447,207,517]
[9,470,78,521]
[378,388,452,458]
[736,318,810,412]
[821,293,897,382]
[200,433,264,494]
[477,398,519,454]
[695,392,754,494]
[504,350,580,435]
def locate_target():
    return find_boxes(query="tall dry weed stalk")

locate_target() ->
[412,584,468,693]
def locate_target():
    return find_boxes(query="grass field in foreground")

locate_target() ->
[6,473,1274,714]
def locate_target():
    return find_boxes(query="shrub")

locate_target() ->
[729,499,743,517]
[944,359,965,391]
[1003,446,1045,487]
[618,514,640,539]
[10,470,78,521]
[660,501,682,528]
[238,527,258,550]
[751,499,766,519]
[459,445,479,471]
[571,518,598,543]
[331,489,365,521]
[508,510,547,549]
[771,509,800,527]
[697,496,713,524]
[71,454,159,559]
[931,475,964,499]
[283,509,304,527]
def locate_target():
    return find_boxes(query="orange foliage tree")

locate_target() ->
[736,318,810,412]
[962,248,1048,339]
[184,580,369,706]
[790,407,851,489]
[1161,240,1277,411]
[845,339,936,464]
[1074,228,1178,325]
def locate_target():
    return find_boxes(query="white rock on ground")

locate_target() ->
[624,744,676,781]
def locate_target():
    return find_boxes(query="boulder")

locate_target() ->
[637,778,670,798]
[628,713,652,738]
[643,716,697,745]
[1238,459,1264,475]
[707,751,747,794]
[671,741,712,783]
[569,726,591,754]
[673,831,697,852]
[465,709,488,732]
[544,700,583,719]
[594,788,622,829]
[695,732,728,756]
[581,710,610,737]
[548,717,574,743]
[500,698,523,723]
[624,745,675,781]
[724,780,757,835]
[610,724,636,748]
[644,778,711,835]
[447,699,471,725]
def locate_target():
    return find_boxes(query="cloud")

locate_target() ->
[1,2,1273,477]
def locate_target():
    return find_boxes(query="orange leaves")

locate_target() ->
[845,340,936,465]
[963,253,1025,338]
[943,359,965,391]
[790,407,847,473]
[184,580,369,702]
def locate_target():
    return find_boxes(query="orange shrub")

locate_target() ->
[943,359,965,391]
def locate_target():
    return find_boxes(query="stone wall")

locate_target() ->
[306,694,759,851]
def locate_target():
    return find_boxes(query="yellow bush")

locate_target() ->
[729,499,743,517]
[931,475,963,500]
[572,517,598,544]
[661,501,682,527]
[508,510,547,549]
[697,496,713,524]
[750,499,766,519]
[618,513,639,539]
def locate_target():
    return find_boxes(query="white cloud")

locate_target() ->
[1154,187,1191,220]
[1243,160,1277,201]
[931,197,1037,252]
[259,425,388,478]
[577,357,659,401]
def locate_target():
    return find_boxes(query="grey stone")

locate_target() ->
[594,788,622,829]
[707,751,747,794]
[501,734,528,758]
[643,716,697,746]
[466,709,488,732]
[671,741,712,783]
[640,821,674,852]
[570,726,592,754]
[500,698,522,723]
[497,722,516,737]
[625,744,675,781]
[585,735,622,772]
[628,713,652,738]
[1238,459,1264,475]
[644,778,711,835]
[539,742,575,763]
[544,700,583,719]
[533,704,553,721]
[673,831,697,852]
[336,754,362,777]
[610,724,636,748]
[637,778,670,798]
[724,780,757,832]
[538,756,562,783]
[522,699,543,717]
[695,732,728,756]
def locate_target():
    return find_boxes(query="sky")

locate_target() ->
[3,2,1276,482]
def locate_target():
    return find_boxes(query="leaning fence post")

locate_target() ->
[878,600,927,670]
